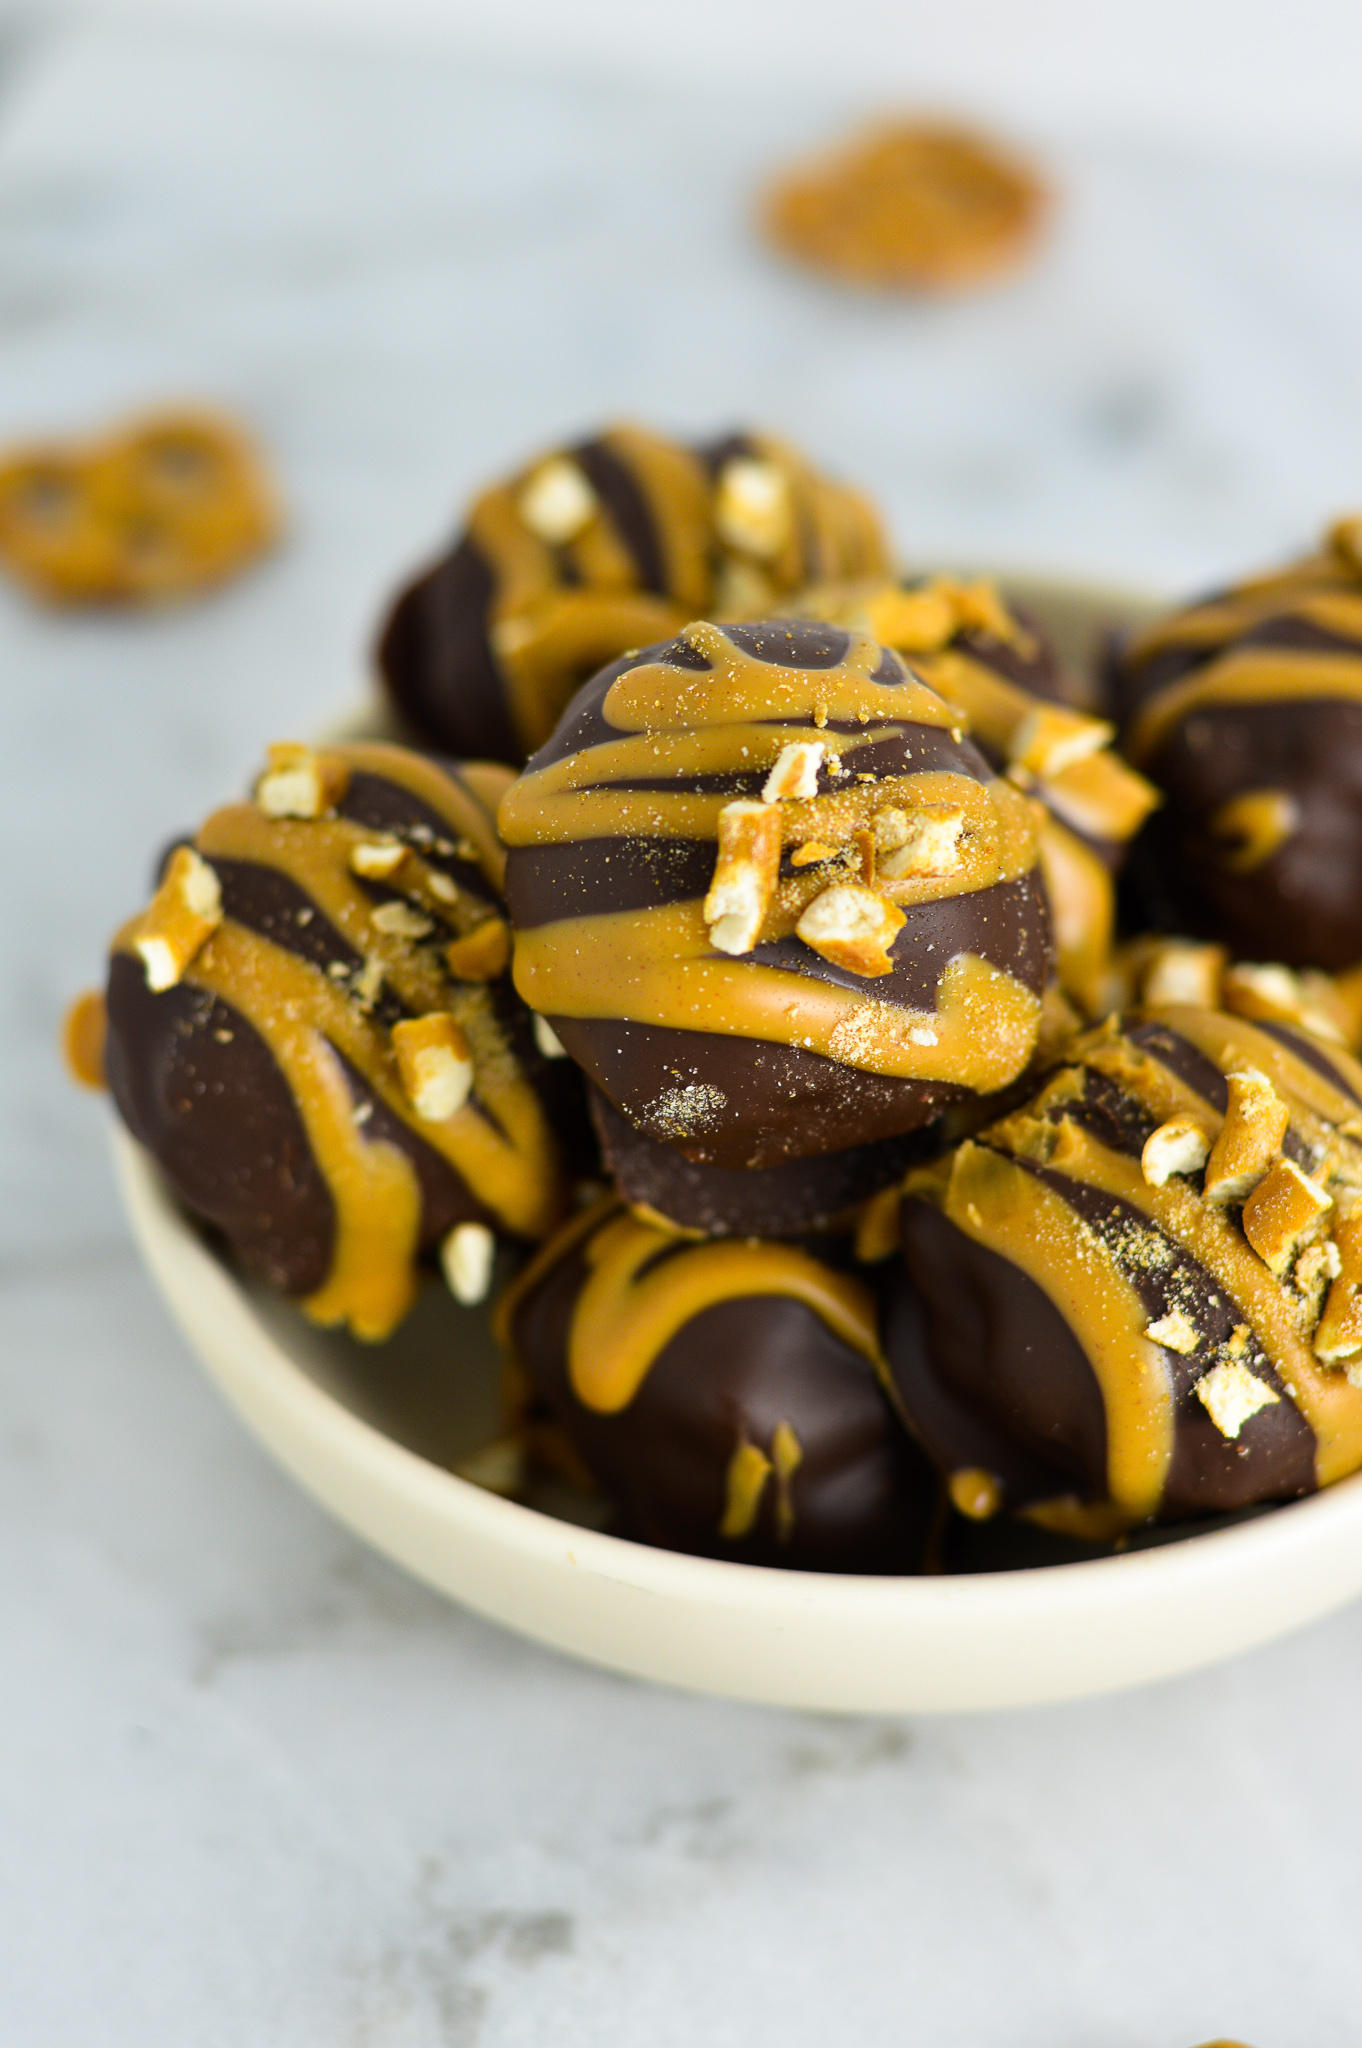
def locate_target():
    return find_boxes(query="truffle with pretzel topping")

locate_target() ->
[792,574,1161,1015]
[376,423,888,765]
[499,1197,934,1569]
[85,742,575,1340]
[871,1004,1362,1531]
[499,618,1053,1171]
[1113,516,1362,970]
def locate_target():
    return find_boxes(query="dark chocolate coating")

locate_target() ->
[511,1228,934,1571]
[589,1085,942,1237]
[888,1189,1317,1519]
[376,429,889,764]
[378,537,523,765]
[1125,698,1362,969]
[505,624,1052,1170]
[105,757,582,1311]
[104,956,493,1297]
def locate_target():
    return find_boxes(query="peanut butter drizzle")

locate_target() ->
[113,744,562,1340]
[1122,559,1362,671]
[1208,789,1299,873]
[502,622,1043,1083]
[1146,1005,1362,1133]
[919,1139,1175,1517]
[972,1008,1362,1490]
[1038,1116,1362,1488]
[464,427,886,753]
[1035,815,1112,1017]
[1125,643,1362,767]
[567,1205,883,1414]
[515,910,1040,1090]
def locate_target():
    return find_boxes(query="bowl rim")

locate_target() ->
[105,569,1362,1711]
[112,1120,1362,1712]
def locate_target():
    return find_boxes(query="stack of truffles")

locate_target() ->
[70,423,1362,1572]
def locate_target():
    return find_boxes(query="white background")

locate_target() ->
[17,0,1362,165]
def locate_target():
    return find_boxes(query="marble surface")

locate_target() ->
[5,19,1362,2045]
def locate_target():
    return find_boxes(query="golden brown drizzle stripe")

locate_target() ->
[501,622,1045,1086]
[904,1006,1362,1509]
[114,742,564,1339]
[465,426,888,754]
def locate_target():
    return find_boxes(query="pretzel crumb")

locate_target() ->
[517,457,598,545]
[1241,1158,1332,1274]
[1194,1357,1281,1439]
[762,739,824,802]
[796,881,905,976]
[874,805,965,881]
[134,845,222,991]
[441,1221,496,1305]
[705,799,782,955]
[445,918,511,982]
[715,457,792,560]
[1141,1114,1212,1188]
[392,1013,473,1122]
[1203,1069,1289,1205]
[256,742,349,820]
[350,837,408,880]
[1146,1307,1199,1355]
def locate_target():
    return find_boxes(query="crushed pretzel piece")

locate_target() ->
[1194,1357,1281,1440]
[704,799,782,955]
[533,1015,568,1059]
[1314,1215,1362,1364]
[1203,1069,1289,1205]
[796,881,905,976]
[1040,749,1161,846]
[444,919,511,982]
[1141,1114,1213,1188]
[134,845,222,992]
[517,457,598,545]
[762,739,824,802]
[256,743,349,820]
[440,1221,496,1305]
[714,457,792,560]
[1146,1307,1199,1355]
[1294,1238,1342,1323]
[874,804,965,881]
[791,840,837,868]
[1241,1158,1332,1274]
[866,583,957,653]
[1140,939,1227,1010]
[392,1013,473,1122]
[1007,703,1114,781]
[370,900,434,940]
[1222,960,1348,1045]
[350,836,408,881]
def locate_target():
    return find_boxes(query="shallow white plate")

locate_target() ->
[110,577,1362,1712]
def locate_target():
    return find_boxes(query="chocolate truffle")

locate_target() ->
[1113,516,1362,970]
[376,423,889,764]
[99,740,573,1340]
[874,1003,1362,1530]
[792,574,1161,1014]
[589,1082,940,1238]
[500,1197,934,1569]
[500,617,1053,1171]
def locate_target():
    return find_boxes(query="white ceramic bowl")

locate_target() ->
[110,577,1362,1712]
